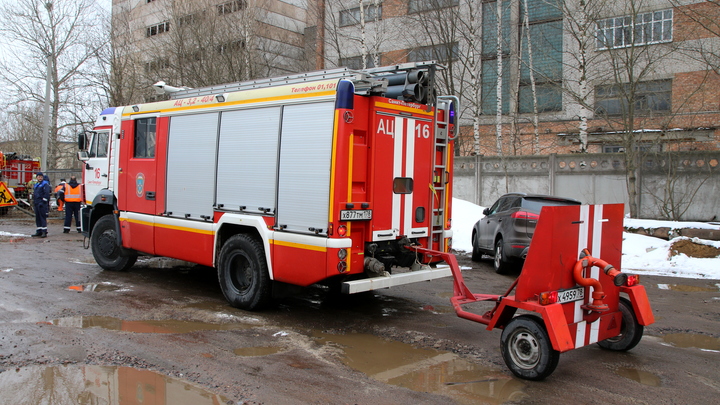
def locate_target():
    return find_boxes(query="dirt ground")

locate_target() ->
[1,216,720,404]
[670,238,720,258]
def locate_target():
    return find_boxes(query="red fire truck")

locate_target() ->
[78,62,457,310]
[0,151,41,199]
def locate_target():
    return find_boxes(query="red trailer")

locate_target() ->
[412,203,654,380]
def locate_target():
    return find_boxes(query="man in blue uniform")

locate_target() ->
[32,172,51,238]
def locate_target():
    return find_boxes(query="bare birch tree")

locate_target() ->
[313,0,388,69]
[494,0,504,155]
[0,0,107,168]
[405,0,480,155]
[520,0,539,153]
[590,1,681,217]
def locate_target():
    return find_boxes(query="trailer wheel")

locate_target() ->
[91,215,137,272]
[218,234,271,311]
[494,239,510,274]
[501,315,560,380]
[597,297,644,351]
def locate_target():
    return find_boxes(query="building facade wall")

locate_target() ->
[322,0,720,157]
[111,0,312,103]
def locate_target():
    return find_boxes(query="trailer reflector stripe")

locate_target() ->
[574,205,590,325]
[575,320,586,348]
[587,204,604,344]
[589,317,600,344]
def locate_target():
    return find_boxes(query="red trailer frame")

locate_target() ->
[410,203,654,380]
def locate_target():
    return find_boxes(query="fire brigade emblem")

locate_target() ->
[136,173,145,197]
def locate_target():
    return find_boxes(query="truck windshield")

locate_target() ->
[89,131,109,158]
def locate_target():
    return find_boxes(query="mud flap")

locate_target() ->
[81,206,91,236]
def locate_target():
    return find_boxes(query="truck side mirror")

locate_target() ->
[77,151,89,162]
[77,132,87,151]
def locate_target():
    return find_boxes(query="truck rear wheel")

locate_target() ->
[91,215,137,272]
[597,297,644,351]
[501,315,560,380]
[218,234,271,311]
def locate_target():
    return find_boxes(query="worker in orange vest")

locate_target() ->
[58,175,82,233]
[54,179,66,211]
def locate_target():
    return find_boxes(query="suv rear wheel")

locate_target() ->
[494,238,510,274]
[471,232,483,262]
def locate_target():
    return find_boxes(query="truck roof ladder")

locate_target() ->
[167,61,444,100]
[430,96,458,241]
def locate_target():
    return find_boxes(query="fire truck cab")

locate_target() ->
[78,62,457,310]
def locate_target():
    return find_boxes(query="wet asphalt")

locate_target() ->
[1,216,719,404]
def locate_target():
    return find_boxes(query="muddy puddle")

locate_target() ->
[234,346,285,356]
[52,315,252,333]
[67,282,125,292]
[661,333,720,351]
[0,365,226,404]
[657,283,720,292]
[615,367,661,386]
[314,331,526,404]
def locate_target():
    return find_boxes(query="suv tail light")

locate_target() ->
[511,211,539,220]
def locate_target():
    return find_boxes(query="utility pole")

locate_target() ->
[41,1,53,172]
[41,54,51,173]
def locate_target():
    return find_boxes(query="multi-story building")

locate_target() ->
[323,0,720,156]
[112,0,720,156]
[111,0,313,104]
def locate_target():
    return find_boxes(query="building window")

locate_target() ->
[218,0,247,15]
[134,118,156,159]
[603,144,660,153]
[339,4,382,27]
[339,55,376,70]
[408,0,458,14]
[146,21,170,37]
[408,42,459,62]
[217,40,245,55]
[596,9,673,50]
[180,50,202,63]
[178,12,203,27]
[595,79,672,116]
[480,1,563,115]
[144,58,170,74]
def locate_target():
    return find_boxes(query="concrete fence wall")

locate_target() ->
[453,152,720,221]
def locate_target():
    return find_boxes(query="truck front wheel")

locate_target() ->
[218,234,271,311]
[90,215,137,271]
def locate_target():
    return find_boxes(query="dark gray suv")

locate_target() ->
[471,193,581,273]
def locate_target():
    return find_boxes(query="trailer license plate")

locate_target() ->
[340,210,372,221]
[557,287,584,304]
